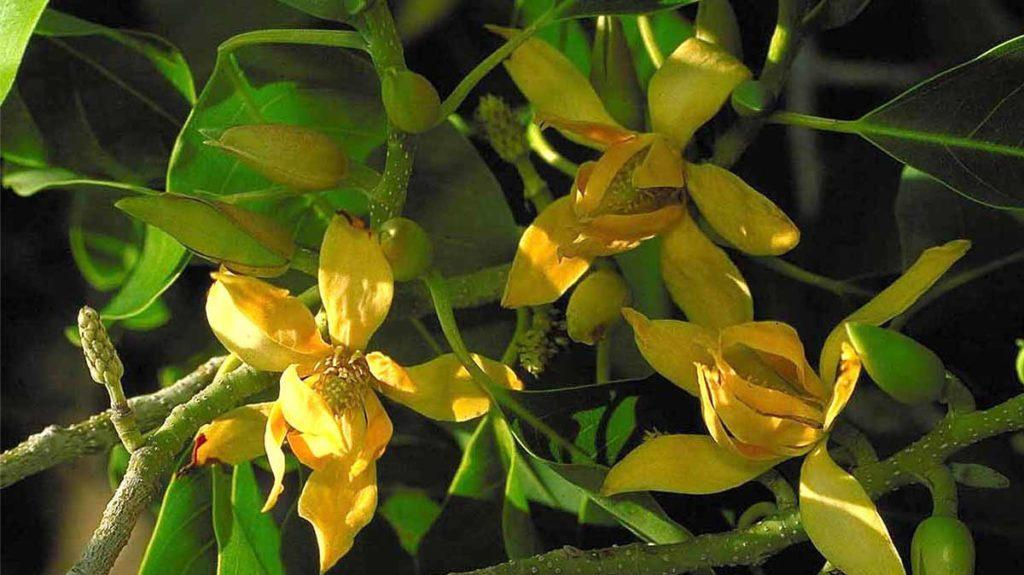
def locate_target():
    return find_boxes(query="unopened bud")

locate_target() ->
[205,124,348,190]
[379,217,433,281]
[78,306,124,385]
[911,516,975,575]
[846,323,946,405]
[475,94,528,162]
[567,269,631,345]
[382,68,442,134]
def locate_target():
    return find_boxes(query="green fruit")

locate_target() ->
[566,269,631,345]
[846,323,946,405]
[911,516,975,575]
[382,68,442,134]
[379,217,433,281]
[205,124,348,190]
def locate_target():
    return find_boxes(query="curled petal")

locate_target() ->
[602,434,778,495]
[206,272,330,372]
[536,114,635,149]
[320,214,394,350]
[823,343,862,430]
[818,240,969,385]
[262,403,289,512]
[575,135,654,217]
[687,163,800,256]
[191,402,272,467]
[368,352,523,422]
[502,197,593,307]
[661,215,753,329]
[697,365,792,461]
[720,321,827,401]
[632,135,685,189]
[279,366,346,454]
[621,308,715,396]
[342,388,393,478]
[800,444,906,575]
[299,457,378,574]
[579,205,685,250]
[648,38,751,148]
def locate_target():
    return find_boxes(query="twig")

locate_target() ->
[0,356,224,489]
[78,307,143,452]
[452,393,1024,574]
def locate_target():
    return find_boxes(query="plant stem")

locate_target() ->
[635,15,665,68]
[502,307,531,365]
[595,336,612,384]
[920,465,959,518]
[766,110,859,133]
[527,124,578,177]
[514,155,553,211]
[290,247,320,276]
[748,256,875,298]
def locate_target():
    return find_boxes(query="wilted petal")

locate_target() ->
[191,402,272,467]
[661,214,753,329]
[502,196,593,307]
[320,214,394,350]
[648,38,751,148]
[206,272,330,372]
[368,352,523,422]
[602,434,777,495]
[299,457,378,573]
[800,444,905,575]
[818,240,969,385]
[621,308,715,396]
[279,366,346,454]
[687,163,799,256]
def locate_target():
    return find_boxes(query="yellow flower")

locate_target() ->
[602,240,969,575]
[190,214,523,573]
[495,29,800,328]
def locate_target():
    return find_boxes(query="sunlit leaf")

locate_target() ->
[379,488,442,556]
[139,468,217,575]
[100,226,189,320]
[0,89,47,166]
[0,0,48,103]
[212,463,285,575]
[2,166,158,197]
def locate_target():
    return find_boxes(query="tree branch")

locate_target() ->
[0,356,225,489]
[451,393,1024,575]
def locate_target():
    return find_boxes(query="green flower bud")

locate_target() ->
[205,124,348,190]
[731,79,774,118]
[379,217,433,281]
[911,516,975,575]
[590,16,645,131]
[1015,339,1023,385]
[78,306,123,386]
[696,0,743,59]
[475,94,528,162]
[567,269,632,345]
[846,323,946,405]
[382,68,442,134]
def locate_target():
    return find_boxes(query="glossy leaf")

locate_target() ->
[212,463,285,575]
[2,166,157,197]
[379,488,441,556]
[0,0,48,104]
[139,468,217,575]
[0,89,47,166]
[100,226,189,320]
[854,36,1024,209]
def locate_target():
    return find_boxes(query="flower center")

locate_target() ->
[311,347,375,415]
[592,152,683,216]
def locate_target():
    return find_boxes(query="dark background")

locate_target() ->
[3,0,1023,573]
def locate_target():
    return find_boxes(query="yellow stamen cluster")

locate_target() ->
[591,153,682,217]
[517,307,569,376]
[312,347,375,415]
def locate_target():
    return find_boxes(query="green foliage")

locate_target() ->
[140,468,217,575]
[0,0,48,103]
[99,227,189,321]
[212,463,285,575]
[379,488,442,556]
[562,0,699,19]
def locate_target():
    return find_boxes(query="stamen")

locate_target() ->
[311,347,376,416]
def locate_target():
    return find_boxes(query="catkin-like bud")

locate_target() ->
[475,95,528,163]
[78,306,124,386]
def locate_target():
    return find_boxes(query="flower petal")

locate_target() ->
[661,214,753,329]
[648,38,751,148]
[320,214,394,350]
[343,388,393,478]
[697,365,782,461]
[687,163,800,256]
[278,366,346,453]
[823,343,862,430]
[818,240,969,385]
[191,402,272,467]
[574,135,653,217]
[632,135,685,189]
[262,403,289,512]
[368,352,523,422]
[206,272,330,372]
[299,457,378,574]
[502,196,593,307]
[602,434,777,495]
[800,444,905,575]
[621,307,715,396]
[720,321,827,401]
[489,25,629,149]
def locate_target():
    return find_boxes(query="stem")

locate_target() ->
[595,336,612,384]
[736,501,778,530]
[635,15,665,68]
[748,256,875,298]
[756,469,797,510]
[392,262,510,318]
[527,124,578,177]
[830,421,879,467]
[766,110,859,134]
[290,247,320,276]
[514,155,553,211]
[920,465,959,518]
[502,307,531,365]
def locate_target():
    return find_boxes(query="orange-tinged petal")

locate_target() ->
[299,456,378,573]
[660,214,753,329]
[288,432,334,470]
[262,403,288,512]
[575,135,653,217]
[502,197,593,307]
[206,272,330,372]
[536,114,635,149]
[278,366,346,454]
[800,444,906,575]
[621,308,715,396]
[489,26,629,149]
[686,163,800,256]
[648,38,751,148]
[368,352,523,422]
[342,388,393,478]
[320,214,393,350]
[823,343,862,430]
[580,205,685,247]
[697,365,781,461]
[602,434,778,495]
[632,135,685,189]
[191,402,272,467]
[818,240,969,386]
[720,321,827,401]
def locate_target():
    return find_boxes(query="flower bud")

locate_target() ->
[567,269,631,345]
[731,79,774,117]
[382,68,442,134]
[911,516,975,575]
[695,0,743,59]
[205,124,348,190]
[590,16,645,130]
[78,306,124,385]
[475,94,528,162]
[846,323,946,405]
[378,217,433,281]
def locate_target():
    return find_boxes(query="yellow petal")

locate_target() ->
[660,215,753,329]
[687,163,800,256]
[502,196,593,307]
[632,135,686,189]
[579,206,685,249]
[574,135,653,217]
[823,343,862,430]
[818,240,970,385]
[488,25,629,149]
[720,321,827,401]
[278,366,346,453]
[262,403,289,512]
[368,352,523,422]
[621,308,715,396]
[320,214,394,350]
[191,402,272,467]
[800,444,905,575]
[299,457,378,573]
[697,365,782,461]
[341,388,393,478]
[602,434,777,495]
[535,114,635,149]
[206,272,330,372]
[648,38,751,148]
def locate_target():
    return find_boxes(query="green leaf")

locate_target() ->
[612,238,673,379]
[106,445,130,491]
[561,0,699,19]
[0,89,47,166]
[140,468,217,575]
[493,419,544,560]
[276,0,350,21]
[854,36,1024,209]
[379,488,442,556]
[2,166,158,197]
[621,12,694,90]
[100,226,189,320]
[896,167,967,269]
[809,0,873,29]
[69,193,142,292]
[0,0,48,104]
[517,1,591,74]
[950,462,1010,489]
[120,298,171,332]
[212,463,285,575]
